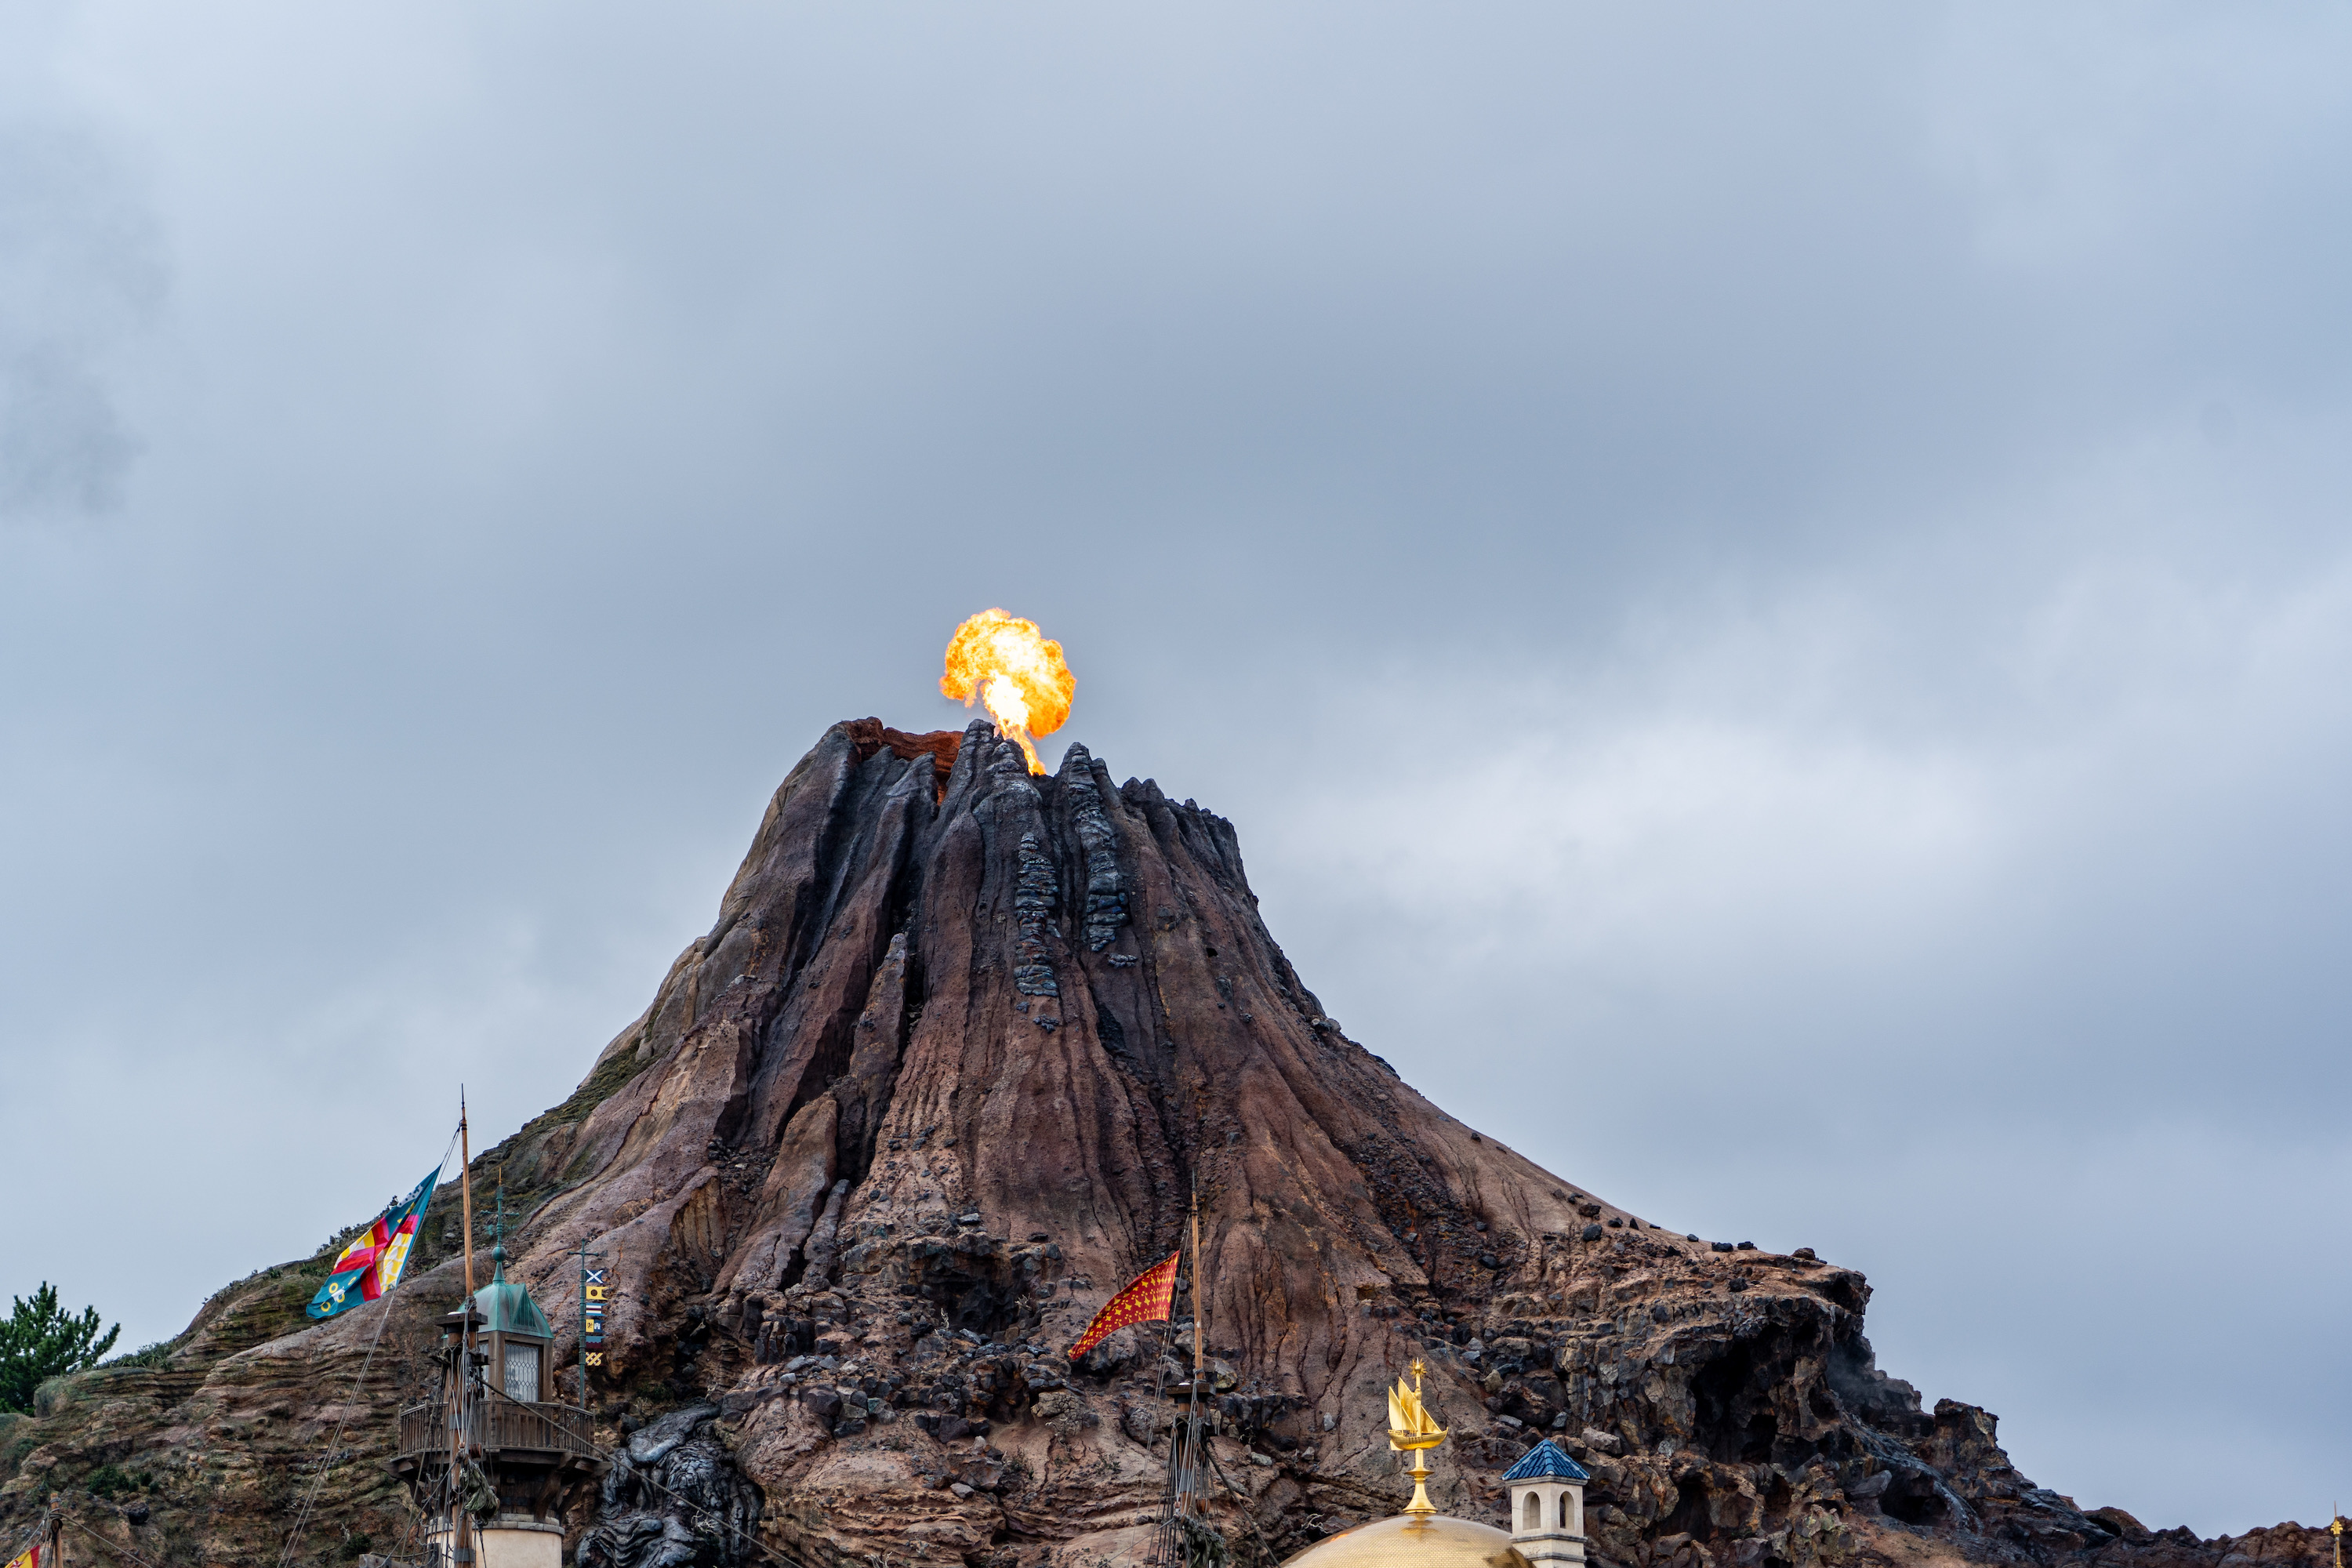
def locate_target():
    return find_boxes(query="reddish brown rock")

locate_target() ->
[0,720,2328,1568]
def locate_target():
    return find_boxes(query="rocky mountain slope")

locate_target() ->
[0,719,2333,1568]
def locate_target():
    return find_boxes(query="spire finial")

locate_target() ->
[1386,1359,1448,1518]
[488,1167,508,1279]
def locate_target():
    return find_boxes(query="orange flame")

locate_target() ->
[940,609,1075,774]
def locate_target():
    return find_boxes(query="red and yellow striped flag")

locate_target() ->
[5,1540,41,1568]
[1067,1250,1180,1359]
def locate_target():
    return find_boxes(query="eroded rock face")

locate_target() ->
[0,719,2332,1568]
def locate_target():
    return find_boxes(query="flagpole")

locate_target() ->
[1184,1178,1204,1559]
[1190,1185,1203,1392]
[455,1091,476,1568]
[459,1091,477,1297]
[577,1242,590,1414]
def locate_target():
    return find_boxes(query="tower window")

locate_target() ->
[1559,1494,1573,1530]
[504,1341,541,1403]
[1524,1493,1542,1532]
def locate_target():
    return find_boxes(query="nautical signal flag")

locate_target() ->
[1067,1250,1180,1360]
[583,1266,610,1346]
[306,1166,441,1321]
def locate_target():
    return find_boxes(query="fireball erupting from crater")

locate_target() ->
[940,608,1075,774]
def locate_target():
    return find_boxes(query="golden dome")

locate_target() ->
[1279,1514,1532,1568]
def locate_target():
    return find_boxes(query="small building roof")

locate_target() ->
[1501,1440,1591,1483]
[473,1245,553,1338]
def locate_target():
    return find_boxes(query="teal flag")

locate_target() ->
[307,1167,440,1320]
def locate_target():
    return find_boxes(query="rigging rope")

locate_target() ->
[1200,1436,1283,1568]
[274,1123,463,1568]
[58,1509,173,1568]
[0,1506,49,1566]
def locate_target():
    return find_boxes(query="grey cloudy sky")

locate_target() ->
[3,0,2347,1537]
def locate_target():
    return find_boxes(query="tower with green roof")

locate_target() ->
[390,1208,604,1567]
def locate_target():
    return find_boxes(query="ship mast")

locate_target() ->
[1156,1180,1210,1568]
[448,1091,476,1568]
[1192,1184,1205,1392]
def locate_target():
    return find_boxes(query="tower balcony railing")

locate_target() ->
[395,1387,602,1467]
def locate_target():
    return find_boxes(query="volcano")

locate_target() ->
[0,720,2330,1568]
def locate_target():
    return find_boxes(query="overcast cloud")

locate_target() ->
[2,0,2346,1538]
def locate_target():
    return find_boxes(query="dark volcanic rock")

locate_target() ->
[0,719,2330,1568]
[579,1403,761,1568]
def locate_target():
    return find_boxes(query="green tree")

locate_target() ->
[0,1283,121,1413]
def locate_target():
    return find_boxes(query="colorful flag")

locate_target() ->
[1067,1250,1180,1359]
[583,1268,609,1346]
[306,1166,441,1321]
[5,1540,40,1568]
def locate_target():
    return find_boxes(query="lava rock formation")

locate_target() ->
[0,719,2332,1568]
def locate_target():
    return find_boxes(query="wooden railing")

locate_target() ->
[397,1392,600,1463]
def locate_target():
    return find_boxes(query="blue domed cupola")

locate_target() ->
[1502,1439,1591,1567]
